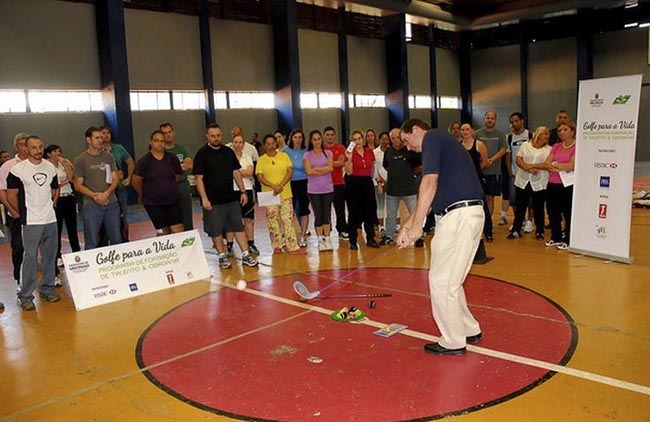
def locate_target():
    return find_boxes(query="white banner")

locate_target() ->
[63,230,210,310]
[571,74,642,263]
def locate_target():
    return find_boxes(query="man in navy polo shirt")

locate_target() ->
[397,119,485,356]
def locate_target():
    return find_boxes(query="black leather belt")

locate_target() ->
[438,200,483,217]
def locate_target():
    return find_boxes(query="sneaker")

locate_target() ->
[288,247,307,254]
[54,276,63,287]
[39,292,60,303]
[556,242,569,250]
[506,231,520,240]
[298,237,307,248]
[497,216,508,226]
[339,232,349,240]
[241,252,258,267]
[523,220,534,233]
[380,236,394,245]
[485,235,493,243]
[318,238,326,251]
[324,238,334,250]
[545,239,560,247]
[19,299,36,311]
[248,244,260,256]
[57,258,64,267]
[273,247,283,255]
[218,253,232,269]
[535,233,545,240]
[225,245,234,258]
[414,238,425,248]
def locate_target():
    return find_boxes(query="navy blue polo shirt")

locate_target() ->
[421,129,484,214]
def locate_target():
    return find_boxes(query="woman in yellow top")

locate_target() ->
[256,134,305,254]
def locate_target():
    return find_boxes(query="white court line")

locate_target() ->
[225,280,650,397]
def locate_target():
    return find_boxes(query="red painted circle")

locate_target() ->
[137,268,576,421]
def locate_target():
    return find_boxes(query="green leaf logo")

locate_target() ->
[613,95,631,105]
[181,238,195,247]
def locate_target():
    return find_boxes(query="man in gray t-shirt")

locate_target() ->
[73,126,122,249]
[473,110,507,240]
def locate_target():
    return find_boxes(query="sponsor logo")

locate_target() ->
[68,256,90,273]
[598,148,616,153]
[598,204,607,219]
[181,237,196,247]
[599,194,609,199]
[589,93,604,107]
[613,95,631,105]
[129,283,138,292]
[595,225,607,238]
[599,176,610,188]
[166,273,175,285]
[33,172,48,186]
[91,285,109,291]
[593,162,618,169]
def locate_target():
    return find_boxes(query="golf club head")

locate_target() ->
[293,280,319,300]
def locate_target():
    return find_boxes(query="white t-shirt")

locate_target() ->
[515,141,552,192]
[227,142,259,162]
[233,153,254,191]
[7,159,58,225]
[54,161,73,196]
[508,130,530,175]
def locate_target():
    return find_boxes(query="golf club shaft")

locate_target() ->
[319,293,392,299]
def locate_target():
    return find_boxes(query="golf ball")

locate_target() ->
[237,280,246,290]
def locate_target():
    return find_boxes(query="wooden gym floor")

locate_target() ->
[1,201,650,421]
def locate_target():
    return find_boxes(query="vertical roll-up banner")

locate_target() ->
[571,74,642,263]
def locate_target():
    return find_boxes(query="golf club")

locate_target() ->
[293,280,391,300]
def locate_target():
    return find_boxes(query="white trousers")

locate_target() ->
[428,205,484,349]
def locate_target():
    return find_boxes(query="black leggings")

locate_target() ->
[345,175,377,244]
[308,192,334,227]
[546,183,572,243]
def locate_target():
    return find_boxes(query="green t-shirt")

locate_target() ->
[108,143,132,188]
[165,144,191,182]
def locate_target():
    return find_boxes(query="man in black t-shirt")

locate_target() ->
[397,119,484,356]
[193,124,258,269]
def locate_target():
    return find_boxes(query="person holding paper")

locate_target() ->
[73,127,122,250]
[229,134,260,256]
[542,122,576,250]
[256,134,305,254]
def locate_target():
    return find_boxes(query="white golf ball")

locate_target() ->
[237,280,246,290]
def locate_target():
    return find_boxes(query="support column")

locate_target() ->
[95,0,134,157]
[272,0,302,132]
[337,6,350,143]
[199,0,216,125]
[577,9,594,82]
[428,26,438,128]
[519,28,529,119]
[385,14,409,129]
[458,31,472,124]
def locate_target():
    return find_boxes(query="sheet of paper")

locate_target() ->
[257,191,281,207]
[559,170,575,187]
[105,163,113,184]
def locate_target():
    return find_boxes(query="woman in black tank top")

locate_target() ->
[460,123,493,240]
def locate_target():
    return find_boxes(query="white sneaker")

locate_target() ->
[523,220,534,233]
[497,216,508,226]
[298,237,307,248]
[318,238,326,251]
[325,238,334,250]
[54,276,63,287]
[57,258,64,267]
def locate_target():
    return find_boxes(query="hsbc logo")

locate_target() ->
[594,162,618,169]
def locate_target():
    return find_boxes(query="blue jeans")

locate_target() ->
[83,202,122,250]
[385,194,417,239]
[116,187,129,241]
[19,223,58,300]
